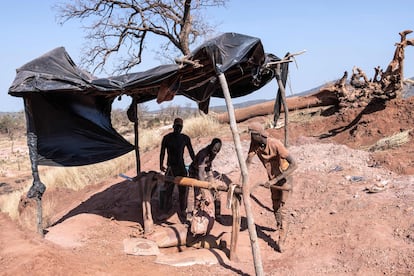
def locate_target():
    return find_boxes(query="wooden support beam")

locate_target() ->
[218,72,264,276]
[133,100,141,174]
[158,175,242,194]
[275,63,289,147]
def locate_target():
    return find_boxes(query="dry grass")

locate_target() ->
[41,152,136,191]
[0,136,31,177]
[138,127,164,152]
[0,151,136,220]
[0,115,223,222]
[0,190,23,219]
[260,106,331,130]
[183,115,223,138]
[367,129,412,152]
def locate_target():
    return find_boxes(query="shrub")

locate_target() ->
[368,129,412,152]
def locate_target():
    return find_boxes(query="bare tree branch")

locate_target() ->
[54,0,227,74]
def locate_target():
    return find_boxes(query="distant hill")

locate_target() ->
[290,82,336,97]
[0,111,23,116]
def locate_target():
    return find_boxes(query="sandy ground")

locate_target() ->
[1,96,414,275]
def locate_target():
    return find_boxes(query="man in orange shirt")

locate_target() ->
[246,122,297,252]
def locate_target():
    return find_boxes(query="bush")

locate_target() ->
[0,113,25,135]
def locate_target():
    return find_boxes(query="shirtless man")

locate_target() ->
[245,122,297,252]
[159,118,195,218]
[188,139,222,213]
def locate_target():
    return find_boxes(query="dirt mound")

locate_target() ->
[265,97,414,175]
[1,96,413,275]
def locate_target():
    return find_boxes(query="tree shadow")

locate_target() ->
[256,224,280,252]
[209,248,250,276]
[250,193,273,213]
[319,98,387,139]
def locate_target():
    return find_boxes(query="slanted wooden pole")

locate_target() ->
[218,72,264,276]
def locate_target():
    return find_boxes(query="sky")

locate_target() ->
[1,0,414,112]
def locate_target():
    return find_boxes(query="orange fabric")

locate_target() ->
[156,78,177,104]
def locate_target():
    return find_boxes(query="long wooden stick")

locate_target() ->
[275,63,289,147]
[35,198,43,237]
[133,101,141,173]
[230,194,241,261]
[218,72,264,276]
[159,175,242,194]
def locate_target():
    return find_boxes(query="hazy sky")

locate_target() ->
[2,0,414,112]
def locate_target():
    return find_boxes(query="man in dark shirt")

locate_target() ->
[159,118,195,217]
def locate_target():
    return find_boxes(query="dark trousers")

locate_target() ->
[162,165,188,212]
[270,176,291,230]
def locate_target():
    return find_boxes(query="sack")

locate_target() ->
[190,210,210,236]
[190,190,215,236]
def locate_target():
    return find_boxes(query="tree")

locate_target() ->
[326,30,414,109]
[55,0,228,74]
[0,112,25,153]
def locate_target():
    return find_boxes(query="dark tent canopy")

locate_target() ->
[9,32,284,167]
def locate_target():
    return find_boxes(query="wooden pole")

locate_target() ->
[159,175,242,193]
[230,194,241,261]
[275,63,289,147]
[35,198,43,236]
[218,72,264,276]
[269,50,306,147]
[133,101,141,174]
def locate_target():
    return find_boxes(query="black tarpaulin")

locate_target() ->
[9,47,95,94]
[24,93,134,166]
[9,32,285,167]
[175,33,279,110]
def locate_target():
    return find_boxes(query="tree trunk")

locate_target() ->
[215,89,339,123]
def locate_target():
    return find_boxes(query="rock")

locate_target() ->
[155,248,228,267]
[123,238,160,256]
[145,224,188,247]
